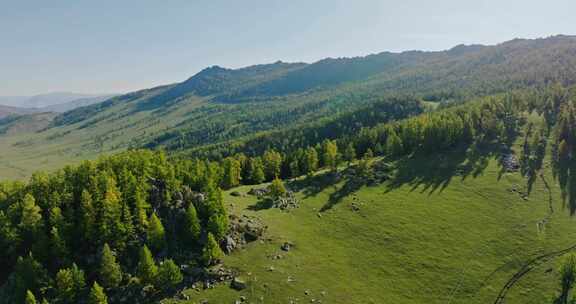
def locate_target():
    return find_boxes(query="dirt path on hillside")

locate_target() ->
[493,173,567,304]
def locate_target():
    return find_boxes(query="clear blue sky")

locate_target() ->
[1,0,575,96]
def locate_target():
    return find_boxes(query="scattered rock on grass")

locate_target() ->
[281,242,293,252]
[231,277,247,290]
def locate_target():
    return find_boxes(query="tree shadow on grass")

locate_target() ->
[385,142,504,196]
[287,141,512,213]
[247,198,274,211]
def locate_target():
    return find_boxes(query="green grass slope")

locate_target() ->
[164,142,574,304]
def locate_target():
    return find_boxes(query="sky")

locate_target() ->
[1,0,575,96]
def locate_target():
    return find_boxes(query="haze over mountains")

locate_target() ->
[0,92,117,114]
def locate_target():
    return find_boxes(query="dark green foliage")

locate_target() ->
[156,259,183,291]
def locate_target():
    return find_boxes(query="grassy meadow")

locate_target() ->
[164,140,575,304]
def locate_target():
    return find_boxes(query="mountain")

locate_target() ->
[41,94,117,112]
[0,105,37,119]
[3,35,576,178]
[3,35,576,304]
[0,92,116,110]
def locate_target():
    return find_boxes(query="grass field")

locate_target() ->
[162,141,575,304]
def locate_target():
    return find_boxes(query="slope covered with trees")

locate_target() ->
[4,36,576,180]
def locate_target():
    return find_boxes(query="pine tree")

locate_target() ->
[55,268,74,303]
[156,259,183,291]
[207,214,228,241]
[96,176,123,247]
[12,254,49,304]
[49,227,69,270]
[80,190,96,242]
[70,264,86,298]
[25,290,37,304]
[136,245,158,285]
[146,213,166,252]
[119,201,135,246]
[184,204,201,246]
[202,233,223,266]
[88,282,107,304]
[98,244,122,288]
[133,187,149,233]
[19,194,43,237]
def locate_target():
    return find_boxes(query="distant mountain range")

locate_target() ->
[0,105,37,119]
[0,92,117,113]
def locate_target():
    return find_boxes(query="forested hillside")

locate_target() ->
[3,82,576,303]
[3,36,576,179]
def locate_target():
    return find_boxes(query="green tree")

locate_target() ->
[221,157,241,189]
[344,143,356,165]
[207,213,228,241]
[263,150,283,180]
[98,244,122,288]
[246,158,265,184]
[25,290,37,304]
[202,233,223,266]
[133,187,150,233]
[304,147,319,175]
[136,245,158,285]
[79,190,96,242]
[385,130,403,156]
[183,204,201,246]
[19,194,43,237]
[269,177,287,199]
[322,140,339,171]
[364,148,374,159]
[12,254,49,304]
[87,282,107,304]
[55,268,74,303]
[156,259,183,291]
[146,213,166,252]
[49,227,69,270]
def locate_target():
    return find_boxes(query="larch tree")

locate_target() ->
[146,213,166,252]
[98,243,122,288]
[136,245,158,285]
